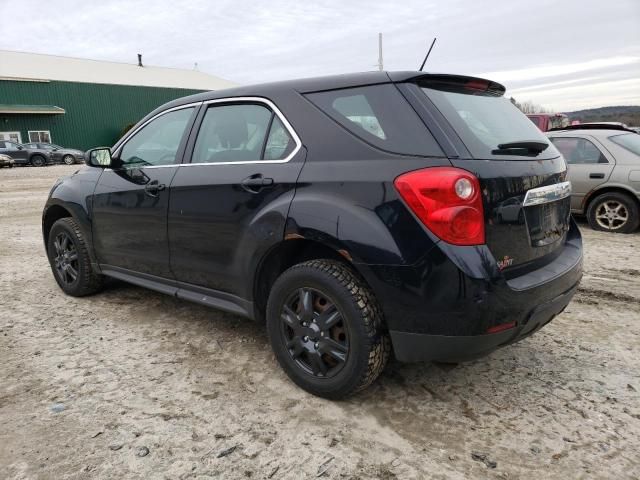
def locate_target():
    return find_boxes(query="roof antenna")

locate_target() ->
[419,38,437,71]
[137,53,143,67]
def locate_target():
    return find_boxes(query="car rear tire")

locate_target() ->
[63,155,75,165]
[30,155,46,167]
[47,217,104,296]
[266,259,390,399]
[586,192,639,233]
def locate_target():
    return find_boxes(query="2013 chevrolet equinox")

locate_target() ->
[43,71,583,399]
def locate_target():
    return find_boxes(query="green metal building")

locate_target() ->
[0,50,236,150]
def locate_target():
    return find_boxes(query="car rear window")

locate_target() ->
[421,84,559,160]
[305,84,443,157]
[609,133,640,156]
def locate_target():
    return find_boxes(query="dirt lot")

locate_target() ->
[1,164,639,479]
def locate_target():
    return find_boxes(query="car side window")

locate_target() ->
[550,137,608,164]
[119,107,195,167]
[264,116,294,160]
[306,84,444,157]
[192,104,277,163]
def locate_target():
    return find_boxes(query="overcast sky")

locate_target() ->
[1,0,638,111]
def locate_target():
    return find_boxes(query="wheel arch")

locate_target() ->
[42,200,99,268]
[29,152,47,163]
[584,184,640,213]
[252,236,377,323]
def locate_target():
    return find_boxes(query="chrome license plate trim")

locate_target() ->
[523,181,572,207]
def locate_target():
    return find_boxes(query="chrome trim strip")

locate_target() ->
[112,97,302,168]
[181,96,302,166]
[523,181,572,207]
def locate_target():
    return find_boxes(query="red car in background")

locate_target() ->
[527,113,570,131]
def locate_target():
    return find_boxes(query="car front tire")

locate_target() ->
[587,192,639,233]
[266,259,390,399]
[63,155,75,165]
[47,217,104,296]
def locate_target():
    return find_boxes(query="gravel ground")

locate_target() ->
[1,165,639,480]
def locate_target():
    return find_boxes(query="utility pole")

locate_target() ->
[377,33,384,71]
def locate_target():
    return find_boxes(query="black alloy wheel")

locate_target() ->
[47,217,104,296]
[266,259,390,399]
[52,231,79,286]
[280,287,349,378]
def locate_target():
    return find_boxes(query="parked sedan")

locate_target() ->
[23,143,84,165]
[547,128,640,233]
[0,153,15,168]
[0,141,54,166]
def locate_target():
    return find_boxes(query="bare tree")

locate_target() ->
[510,97,550,114]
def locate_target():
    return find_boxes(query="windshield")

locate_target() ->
[422,86,559,160]
[609,133,640,156]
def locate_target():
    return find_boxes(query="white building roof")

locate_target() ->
[0,50,236,91]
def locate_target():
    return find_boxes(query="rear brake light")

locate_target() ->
[465,80,490,91]
[394,167,485,245]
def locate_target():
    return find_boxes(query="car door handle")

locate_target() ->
[589,173,605,179]
[144,180,166,196]
[241,174,274,193]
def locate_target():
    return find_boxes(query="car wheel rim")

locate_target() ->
[595,200,628,230]
[34,157,43,166]
[64,156,74,165]
[279,287,349,378]
[53,232,79,285]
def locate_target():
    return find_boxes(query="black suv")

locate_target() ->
[43,72,583,398]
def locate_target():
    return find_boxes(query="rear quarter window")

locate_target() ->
[609,133,640,156]
[305,84,443,157]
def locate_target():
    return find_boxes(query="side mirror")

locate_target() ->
[85,147,113,168]
[17,146,23,150]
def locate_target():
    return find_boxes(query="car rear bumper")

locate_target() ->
[389,280,578,362]
[357,218,583,363]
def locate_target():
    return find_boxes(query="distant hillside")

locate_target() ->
[565,105,640,127]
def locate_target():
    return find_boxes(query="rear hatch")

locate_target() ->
[415,76,571,275]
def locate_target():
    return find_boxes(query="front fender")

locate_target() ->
[42,167,102,265]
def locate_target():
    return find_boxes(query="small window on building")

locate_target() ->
[0,131,23,144]
[28,131,52,143]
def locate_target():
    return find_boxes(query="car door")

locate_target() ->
[92,105,199,279]
[168,99,305,300]
[2,141,29,164]
[39,143,60,162]
[549,135,615,212]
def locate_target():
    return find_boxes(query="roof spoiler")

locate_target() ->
[388,72,506,97]
[549,123,635,133]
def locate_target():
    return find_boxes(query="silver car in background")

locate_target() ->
[547,127,640,233]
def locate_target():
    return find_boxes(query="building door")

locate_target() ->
[0,131,22,143]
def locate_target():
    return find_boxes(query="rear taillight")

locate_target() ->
[394,167,485,246]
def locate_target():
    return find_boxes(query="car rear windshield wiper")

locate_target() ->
[492,140,549,156]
